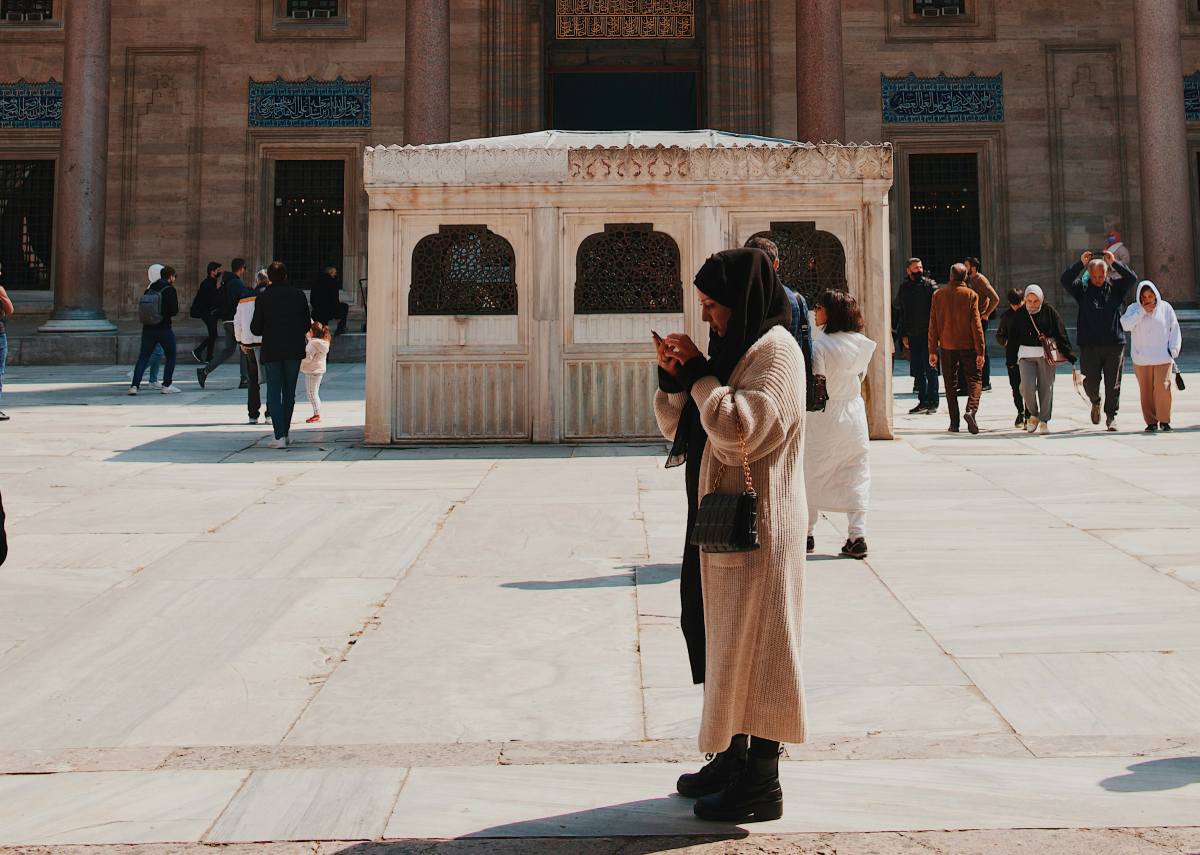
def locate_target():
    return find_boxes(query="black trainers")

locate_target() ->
[806,536,815,554]
[1145,423,1159,433]
[195,367,207,389]
[677,735,748,799]
[982,383,992,392]
[948,424,960,433]
[1160,423,1173,432]
[1014,414,1026,429]
[0,410,8,421]
[840,538,868,560]
[964,411,979,435]
[1106,416,1117,432]
[908,404,927,415]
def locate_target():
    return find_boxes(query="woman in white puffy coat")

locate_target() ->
[804,289,877,560]
[1121,280,1182,432]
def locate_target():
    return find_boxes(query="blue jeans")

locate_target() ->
[0,332,7,405]
[147,344,163,385]
[132,328,177,388]
[908,337,940,409]
[263,359,301,439]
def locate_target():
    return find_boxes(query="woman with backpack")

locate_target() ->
[1121,280,1183,432]
[129,266,182,395]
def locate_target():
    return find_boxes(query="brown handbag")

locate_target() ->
[1027,311,1068,367]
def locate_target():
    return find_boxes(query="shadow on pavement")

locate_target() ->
[1100,756,1200,792]
[502,564,678,591]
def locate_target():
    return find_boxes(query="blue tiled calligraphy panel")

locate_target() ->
[882,73,1003,125]
[0,79,63,129]
[248,77,371,128]
[1186,72,1200,123]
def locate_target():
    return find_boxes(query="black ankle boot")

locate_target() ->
[676,735,747,798]
[693,750,783,822]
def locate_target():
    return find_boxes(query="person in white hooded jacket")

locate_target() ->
[1121,280,1182,432]
[804,289,877,560]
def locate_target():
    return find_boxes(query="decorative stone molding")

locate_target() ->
[248,76,371,128]
[882,72,1003,124]
[0,79,62,129]
[365,138,892,187]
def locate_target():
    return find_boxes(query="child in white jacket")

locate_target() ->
[1121,280,1182,432]
[301,321,331,423]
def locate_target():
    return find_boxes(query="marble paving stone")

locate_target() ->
[16,488,266,534]
[642,686,703,740]
[0,746,174,774]
[634,563,681,619]
[0,566,129,643]
[382,757,1200,838]
[637,623,694,689]
[1,532,193,572]
[960,652,1200,738]
[0,578,393,749]
[286,575,643,745]
[205,768,407,843]
[0,770,248,845]
[283,459,496,492]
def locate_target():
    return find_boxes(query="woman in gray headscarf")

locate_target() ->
[1003,284,1076,434]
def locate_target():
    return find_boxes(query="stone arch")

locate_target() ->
[747,221,847,304]
[409,225,517,315]
[575,223,683,314]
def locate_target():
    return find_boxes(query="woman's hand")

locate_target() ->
[655,336,681,377]
[664,334,703,364]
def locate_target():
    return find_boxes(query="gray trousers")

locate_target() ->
[1079,343,1124,418]
[1019,357,1056,423]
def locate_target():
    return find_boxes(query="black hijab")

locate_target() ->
[666,248,791,468]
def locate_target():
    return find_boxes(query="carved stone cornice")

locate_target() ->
[364,141,892,187]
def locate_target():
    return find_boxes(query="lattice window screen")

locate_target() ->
[575,224,682,314]
[409,225,517,316]
[746,222,847,304]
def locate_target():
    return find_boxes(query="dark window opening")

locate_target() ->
[550,70,700,131]
[1,0,53,21]
[908,153,981,285]
[0,160,55,291]
[410,226,517,316]
[746,222,847,305]
[575,224,682,314]
[286,0,338,18]
[273,159,344,289]
[912,0,965,16]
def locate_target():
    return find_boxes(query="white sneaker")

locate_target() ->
[148,381,163,390]
[160,385,182,394]
[127,386,138,396]
[1037,421,1050,434]
[267,437,288,449]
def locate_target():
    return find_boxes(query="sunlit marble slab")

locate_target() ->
[205,768,406,842]
[0,770,247,845]
[384,757,1200,838]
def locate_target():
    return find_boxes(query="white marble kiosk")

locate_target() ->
[363,131,894,444]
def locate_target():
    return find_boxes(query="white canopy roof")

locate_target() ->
[414,130,802,151]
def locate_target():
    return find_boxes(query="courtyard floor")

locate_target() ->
[1,360,1199,854]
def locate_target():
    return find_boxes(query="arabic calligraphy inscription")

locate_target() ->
[248,77,371,128]
[881,73,1003,124]
[0,79,62,129]
[555,0,694,39]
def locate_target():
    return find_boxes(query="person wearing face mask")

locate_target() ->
[1004,284,1076,434]
[893,258,939,414]
[654,248,806,824]
[1121,281,1182,432]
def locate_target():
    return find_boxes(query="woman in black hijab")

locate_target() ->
[653,248,807,823]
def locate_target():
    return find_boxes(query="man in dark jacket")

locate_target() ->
[252,261,311,448]
[130,266,182,395]
[310,264,348,336]
[1060,249,1137,431]
[894,257,940,414]
[197,258,251,390]
[995,287,1030,428]
[189,261,223,364]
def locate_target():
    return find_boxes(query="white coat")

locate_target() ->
[804,326,876,514]
[1121,281,1181,366]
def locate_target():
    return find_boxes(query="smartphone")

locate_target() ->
[651,330,664,346]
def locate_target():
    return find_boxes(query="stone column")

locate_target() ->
[1133,2,1196,303]
[795,0,846,143]
[41,0,117,333]
[404,0,451,146]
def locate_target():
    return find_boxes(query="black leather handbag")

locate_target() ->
[807,374,829,412]
[690,396,761,554]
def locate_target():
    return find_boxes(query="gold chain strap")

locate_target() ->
[708,393,756,496]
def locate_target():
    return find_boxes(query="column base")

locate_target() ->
[38,313,118,334]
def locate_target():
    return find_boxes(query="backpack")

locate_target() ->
[137,286,164,326]
[784,287,826,412]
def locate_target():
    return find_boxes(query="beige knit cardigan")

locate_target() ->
[655,326,808,753]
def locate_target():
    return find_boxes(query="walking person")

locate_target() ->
[894,257,939,414]
[310,264,349,336]
[251,262,311,448]
[197,258,250,389]
[301,321,332,423]
[964,257,1000,391]
[1004,285,1076,434]
[995,288,1030,429]
[233,270,269,424]
[805,289,876,560]
[129,266,182,395]
[1060,249,1137,431]
[928,264,985,434]
[1121,280,1182,432]
[655,248,806,823]
[129,264,165,389]
[189,261,223,363]
[0,263,12,421]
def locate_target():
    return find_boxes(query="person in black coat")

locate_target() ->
[189,261,223,363]
[251,261,312,448]
[1004,284,1076,434]
[130,266,181,394]
[995,287,1031,428]
[893,258,940,414]
[310,264,349,336]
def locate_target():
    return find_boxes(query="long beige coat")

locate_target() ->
[655,326,807,752]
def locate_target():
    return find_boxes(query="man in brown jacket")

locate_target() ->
[928,263,986,434]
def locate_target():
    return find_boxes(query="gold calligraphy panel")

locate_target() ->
[555,0,695,39]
